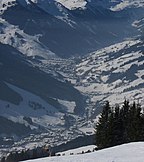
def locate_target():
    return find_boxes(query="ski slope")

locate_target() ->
[23,142,144,162]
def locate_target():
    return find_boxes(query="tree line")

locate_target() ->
[95,100,144,149]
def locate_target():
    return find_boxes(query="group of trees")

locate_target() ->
[95,100,144,149]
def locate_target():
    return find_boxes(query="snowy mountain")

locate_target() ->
[0,0,144,158]
[1,0,143,57]
[23,142,144,162]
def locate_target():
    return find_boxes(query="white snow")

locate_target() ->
[111,0,144,11]
[58,99,76,113]
[56,0,87,10]
[56,145,96,155]
[0,0,15,15]
[23,142,144,162]
[0,82,64,130]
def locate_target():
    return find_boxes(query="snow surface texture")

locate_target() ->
[23,142,144,162]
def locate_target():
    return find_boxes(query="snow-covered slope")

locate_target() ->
[75,36,144,115]
[0,43,87,155]
[0,18,56,59]
[56,145,96,155]
[23,142,144,162]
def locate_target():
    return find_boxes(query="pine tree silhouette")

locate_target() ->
[95,100,144,149]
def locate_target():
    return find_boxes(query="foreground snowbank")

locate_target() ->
[23,142,144,162]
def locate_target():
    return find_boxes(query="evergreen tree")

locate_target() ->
[140,113,144,140]
[95,101,112,149]
[32,149,38,159]
[120,99,130,143]
[111,105,123,146]
[106,109,114,146]
[127,102,142,142]
[135,102,143,140]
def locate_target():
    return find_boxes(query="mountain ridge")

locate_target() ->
[1,0,142,58]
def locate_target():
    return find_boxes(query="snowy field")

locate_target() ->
[23,142,144,162]
[56,145,96,156]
